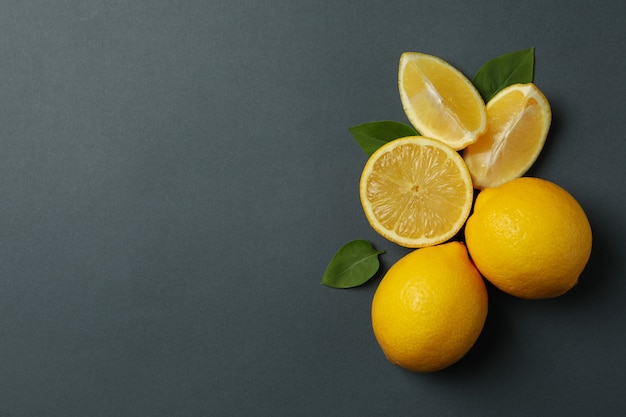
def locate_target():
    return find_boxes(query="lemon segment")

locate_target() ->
[463,83,551,189]
[398,52,487,150]
[359,136,473,248]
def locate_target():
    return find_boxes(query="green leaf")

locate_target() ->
[321,240,386,288]
[349,121,418,156]
[473,48,535,102]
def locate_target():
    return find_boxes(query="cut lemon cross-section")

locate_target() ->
[398,52,487,150]
[359,136,474,248]
[463,83,551,189]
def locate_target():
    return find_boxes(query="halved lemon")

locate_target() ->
[462,83,551,189]
[359,136,474,248]
[398,52,487,150]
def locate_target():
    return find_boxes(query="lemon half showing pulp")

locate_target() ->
[359,136,473,248]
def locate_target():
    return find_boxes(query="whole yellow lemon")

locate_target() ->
[371,242,488,372]
[465,177,592,299]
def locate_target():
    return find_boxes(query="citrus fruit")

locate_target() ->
[398,52,487,150]
[465,177,592,299]
[371,242,488,372]
[359,136,473,248]
[463,83,552,189]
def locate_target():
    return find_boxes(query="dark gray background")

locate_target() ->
[1,0,624,415]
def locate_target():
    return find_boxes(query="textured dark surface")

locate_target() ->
[1,1,625,415]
